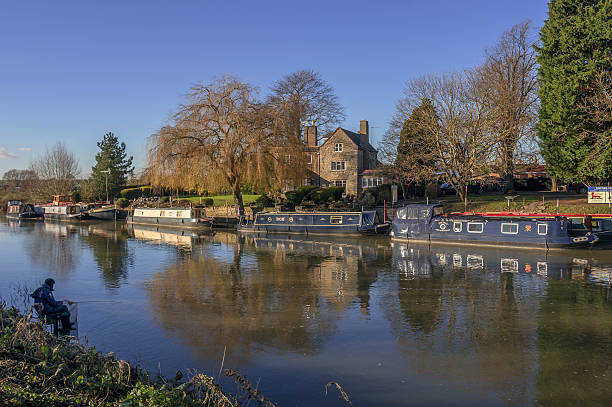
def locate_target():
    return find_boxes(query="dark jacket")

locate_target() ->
[31,283,64,314]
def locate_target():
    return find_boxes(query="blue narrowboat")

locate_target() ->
[238,210,390,235]
[6,201,43,219]
[391,204,599,249]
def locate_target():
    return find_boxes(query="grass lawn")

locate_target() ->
[437,193,612,214]
[182,194,260,207]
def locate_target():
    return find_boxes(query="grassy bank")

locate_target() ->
[0,304,272,406]
[437,194,612,215]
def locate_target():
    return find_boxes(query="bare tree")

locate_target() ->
[577,65,612,182]
[147,75,307,216]
[391,71,497,203]
[268,69,345,142]
[480,20,539,190]
[30,142,80,198]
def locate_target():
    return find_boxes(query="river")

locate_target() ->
[1,217,611,406]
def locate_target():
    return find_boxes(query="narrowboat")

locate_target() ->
[6,201,43,219]
[237,210,390,235]
[127,207,213,229]
[42,203,87,221]
[391,204,599,249]
[85,203,127,221]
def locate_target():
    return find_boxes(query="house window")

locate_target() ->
[467,222,484,233]
[334,180,347,190]
[453,222,462,232]
[331,161,345,171]
[307,154,312,164]
[376,177,383,186]
[334,143,343,152]
[537,224,548,235]
[501,223,518,234]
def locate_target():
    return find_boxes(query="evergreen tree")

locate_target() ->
[537,0,612,183]
[395,98,439,184]
[89,132,134,201]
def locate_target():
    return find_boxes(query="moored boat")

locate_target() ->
[42,195,88,221]
[127,207,213,229]
[86,203,126,220]
[237,210,390,235]
[391,204,599,249]
[6,201,43,219]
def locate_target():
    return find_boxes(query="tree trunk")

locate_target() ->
[232,182,245,218]
[502,144,515,192]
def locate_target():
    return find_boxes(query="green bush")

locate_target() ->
[139,186,152,196]
[116,198,129,208]
[203,198,214,207]
[255,195,274,207]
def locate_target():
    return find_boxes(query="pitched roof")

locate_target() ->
[323,127,377,152]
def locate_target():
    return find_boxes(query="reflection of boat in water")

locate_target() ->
[392,241,610,285]
[391,204,599,249]
[238,210,390,235]
[127,207,213,229]
[128,223,211,248]
[244,234,371,258]
[7,200,44,219]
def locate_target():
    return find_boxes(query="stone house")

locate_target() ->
[303,120,384,196]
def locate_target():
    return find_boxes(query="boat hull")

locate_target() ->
[127,216,213,229]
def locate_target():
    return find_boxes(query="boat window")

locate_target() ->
[396,208,407,220]
[537,224,548,235]
[330,215,343,224]
[160,211,164,217]
[176,211,182,217]
[433,206,444,217]
[501,223,518,234]
[467,222,484,233]
[453,222,462,232]
[419,208,431,219]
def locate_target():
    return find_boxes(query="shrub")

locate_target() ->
[159,196,169,203]
[139,186,152,196]
[203,198,214,207]
[116,198,129,208]
[255,195,274,207]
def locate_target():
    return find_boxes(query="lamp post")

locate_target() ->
[101,169,111,203]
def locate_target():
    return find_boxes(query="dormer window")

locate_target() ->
[334,143,343,152]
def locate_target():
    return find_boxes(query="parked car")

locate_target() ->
[567,182,587,194]
[439,182,481,196]
[514,177,552,191]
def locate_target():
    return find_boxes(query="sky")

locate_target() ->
[0,0,550,176]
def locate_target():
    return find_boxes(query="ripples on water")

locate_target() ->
[1,217,611,406]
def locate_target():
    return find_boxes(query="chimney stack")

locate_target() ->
[358,120,369,147]
[305,124,317,146]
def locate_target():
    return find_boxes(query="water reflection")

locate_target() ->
[26,221,84,274]
[145,233,353,366]
[84,223,133,289]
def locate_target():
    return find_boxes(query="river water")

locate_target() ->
[1,217,611,406]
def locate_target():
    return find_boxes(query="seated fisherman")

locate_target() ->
[31,278,74,330]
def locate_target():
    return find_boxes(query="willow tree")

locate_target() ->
[147,75,306,216]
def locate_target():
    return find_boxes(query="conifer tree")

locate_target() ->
[537,0,612,183]
[89,132,134,201]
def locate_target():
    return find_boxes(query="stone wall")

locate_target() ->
[319,131,359,195]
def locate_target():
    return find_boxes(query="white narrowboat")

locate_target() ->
[127,207,213,229]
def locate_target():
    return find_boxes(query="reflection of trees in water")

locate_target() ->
[386,245,542,405]
[147,245,344,365]
[26,222,83,274]
[536,281,612,407]
[84,224,133,289]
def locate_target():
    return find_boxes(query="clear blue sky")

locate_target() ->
[0,0,549,176]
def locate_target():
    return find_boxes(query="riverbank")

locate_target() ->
[0,304,269,407]
[440,194,612,214]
